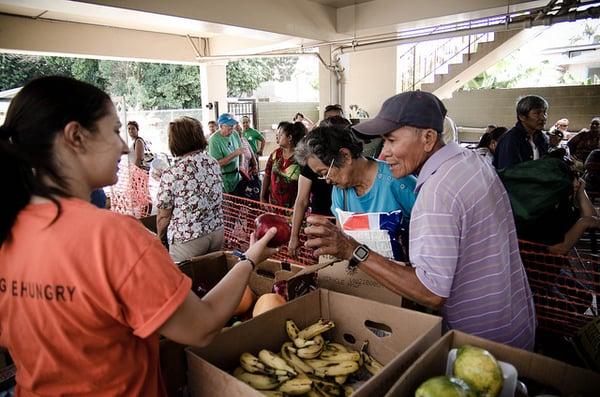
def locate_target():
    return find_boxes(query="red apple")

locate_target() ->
[255,213,291,248]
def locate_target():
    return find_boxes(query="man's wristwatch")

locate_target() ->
[348,244,370,271]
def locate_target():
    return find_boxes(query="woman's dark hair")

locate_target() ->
[127,120,139,130]
[0,76,111,245]
[295,125,363,167]
[293,113,304,121]
[168,116,207,156]
[490,127,507,142]
[279,121,307,147]
[477,127,507,149]
[319,116,351,128]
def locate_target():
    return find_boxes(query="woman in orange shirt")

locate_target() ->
[0,76,277,396]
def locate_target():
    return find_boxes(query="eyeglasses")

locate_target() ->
[318,159,335,180]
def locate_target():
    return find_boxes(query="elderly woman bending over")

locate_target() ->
[295,125,417,220]
[157,117,224,262]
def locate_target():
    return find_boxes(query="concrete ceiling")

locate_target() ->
[308,0,373,7]
[0,0,551,63]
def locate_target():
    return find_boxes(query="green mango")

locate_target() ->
[415,376,476,397]
[453,345,503,397]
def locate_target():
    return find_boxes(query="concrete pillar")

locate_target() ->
[200,62,228,123]
[345,46,398,119]
[318,45,336,122]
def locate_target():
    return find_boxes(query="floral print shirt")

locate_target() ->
[265,147,301,208]
[157,151,223,244]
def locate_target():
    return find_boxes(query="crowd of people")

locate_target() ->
[1,75,598,395]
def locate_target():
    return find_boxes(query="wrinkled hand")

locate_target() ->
[245,227,279,265]
[287,236,300,258]
[304,215,358,259]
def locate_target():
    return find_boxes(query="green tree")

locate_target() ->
[227,57,298,97]
[1,53,299,107]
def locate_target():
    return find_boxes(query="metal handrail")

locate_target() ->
[399,32,492,92]
[411,33,490,89]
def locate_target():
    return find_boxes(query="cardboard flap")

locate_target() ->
[322,291,440,364]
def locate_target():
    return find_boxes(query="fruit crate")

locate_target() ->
[386,330,600,397]
[221,194,330,266]
[518,240,600,337]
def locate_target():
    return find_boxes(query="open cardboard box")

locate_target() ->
[315,254,404,307]
[160,251,304,397]
[385,330,600,397]
[185,289,442,397]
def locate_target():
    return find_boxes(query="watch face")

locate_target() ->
[355,245,370,261]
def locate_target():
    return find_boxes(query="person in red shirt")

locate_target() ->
[260,121,306,208]
[0,76,278,396]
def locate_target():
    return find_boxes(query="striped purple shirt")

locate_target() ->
[410,142,536,350]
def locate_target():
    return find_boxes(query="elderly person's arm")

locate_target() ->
[134,139,144,167]
[156,208,173,242]
[288,175,312,257]
[304,215,446,309]
[216,147,244,167]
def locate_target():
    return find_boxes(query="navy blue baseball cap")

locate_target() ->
[353,91,447,136]
[217,113,238,126]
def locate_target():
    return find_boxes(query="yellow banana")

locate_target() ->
[280,342,314,374]
[334,375,347,385]
[360,351,384,375]
[277,374,291,382]
[240,352,272,374]
[278,377,313,395]
[343,385,354,396]
[297,319,335,340]
[258,349,297,376]
[233,367,280,390]
[293,337,316,348]
[285,319,300,340]
[319,351,361,362]
[314,361,359,377]
[260,391,285,397]
[307,389,325,397]
[324,342,348,353]
[297,335,325,359]
[310,377,342,396]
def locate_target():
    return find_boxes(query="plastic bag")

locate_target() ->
[336,208,409,261]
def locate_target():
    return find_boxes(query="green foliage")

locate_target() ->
[1,53,299,108]
[0,54,202,109]
[226,57,298,97]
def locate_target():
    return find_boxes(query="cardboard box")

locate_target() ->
[572,316,600,372]
[160,251,304,397]
[185,289,442,397]
[316,255,404,307]
[385,330,600,397]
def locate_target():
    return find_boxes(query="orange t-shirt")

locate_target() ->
[0,198,191,396]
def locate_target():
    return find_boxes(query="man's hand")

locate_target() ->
[304,215,358,259]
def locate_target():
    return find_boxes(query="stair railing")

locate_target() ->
[398,32,493,92]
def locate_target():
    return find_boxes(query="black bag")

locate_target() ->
[233,173,261,201]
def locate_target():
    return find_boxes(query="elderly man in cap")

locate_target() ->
[305,91,536,350]
[208,113,244,193]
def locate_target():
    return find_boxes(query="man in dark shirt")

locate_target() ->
[493,95,549,169]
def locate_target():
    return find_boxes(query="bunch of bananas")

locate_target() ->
[232,319,384,396]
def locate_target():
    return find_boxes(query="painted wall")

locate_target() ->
[444,85,600,135]
[345,46,397,120]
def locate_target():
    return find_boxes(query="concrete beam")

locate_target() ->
[337,0,547,36]
[0,14,205,63]
[0,13,280,63]
[74,0,340,41]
